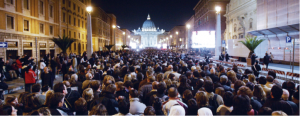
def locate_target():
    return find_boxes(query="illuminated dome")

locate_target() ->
[142,14,156,31]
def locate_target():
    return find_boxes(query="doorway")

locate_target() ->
[50,50,55,58]
[40,50,46,60]
[23,50,32,57]
[6,50,18,60]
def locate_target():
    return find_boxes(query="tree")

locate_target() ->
[50,35,76,54]
[239,36,265,58]
[121,45,128,50]
[105,45,114,51]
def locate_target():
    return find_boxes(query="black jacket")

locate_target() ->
[263,55,270,64]
[91,91,119,115]
[209,74,219,83]
[65,88,81,111]
[262,98,294,115]
[251,54,258,65]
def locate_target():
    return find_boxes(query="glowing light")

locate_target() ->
[176,32,179,35]
[215,6,221,13]
[86,6,92,13]
[112,25,116,28]
[186,24,191,29]
[123,32,125,35]
[191,31,215,48]
[170,35,173,38]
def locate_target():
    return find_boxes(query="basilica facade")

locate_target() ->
[133,14,165,48]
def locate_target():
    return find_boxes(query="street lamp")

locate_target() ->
[186,24,191,51]
[176,31,179,35]
[86,6,93,58]
[112,25,116,51]
[215,6,222,60]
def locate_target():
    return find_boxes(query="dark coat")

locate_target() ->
[209,74,219,83]
[92,91,119,115]
[65,88,81,111]
[262,98,294,115]
[263,55,270,64]
[251,54,258,65]
[252,64,261,77]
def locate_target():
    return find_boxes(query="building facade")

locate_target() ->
[185,15,194,51]
[224,0,257,41]
[133,14,165,48]
[0,0,62,61]
[92,7,112,51]
[249,0,299,63]
[168,26,186,50]
[194,0,229,36]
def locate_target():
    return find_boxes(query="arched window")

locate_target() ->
[234,24,237,32]
[249,18,253,29]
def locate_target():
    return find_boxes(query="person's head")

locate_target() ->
[37,107,51,115]
[183,89,193,100]
[53,82,68,95]
[129,89,139,99]
[115,82,124,91]
[168,65,173,71]
[234,80,245,93]
[193,70,200,77]
[146,70,154,77]
[237,86,253,97]
[168,87,178,98]
[62,81,71,88]
[204,81,214,93]
[32,84,41,93]
[223,91,234,107]
[173,66,178,72]
[74,98,87,112]
[286,81,295,91]
[105,84,117,94]
[144,106,156,115]
[271,85,283,100]
[220,75,228,85]
[156,73,164,82]
[44,67,49,73]
[196,91,208,107]
[44,90,54,106]
[18,92,30,105]
[124,74,132,82]
[227,70,237,82]
[169,105,186,116]
[152,98,162,110]
[4,95,17,106]
[90,80,101,92]
[157,82,167,94]
[42,85,49,93]
[118,99,130,115]
[258,107,273,115]
[137,72,144,81]
[259,76,267,85]
[168,73,175,81]
[129,66,135,72]
[49,93,65,108]
[246,82,254,91]
[0,105,17,116]
[219,65,225,72]
[147,75,155,83]
[282,89,289,101]
[248,74,256,83]
[89,104,107,115]
[232,95,251,114]
[86,73,93,80]
[197,107,213,116]
[267,76,274,83]
[215,87,225,97]
[272,111,288,116]
[25,93,41,111]
[268,70,276,79]
[124,81,133,90]
[253,84,266,100]
[82,88,94,102]
[186,71,193,78]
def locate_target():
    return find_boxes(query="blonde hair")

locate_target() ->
[272,111,287,116]
[44,90,54,106]
[124,74,132,82]
[115,82,124,90]
[227,71,237,83]
[248,74,256,84]
[82,88,94,102]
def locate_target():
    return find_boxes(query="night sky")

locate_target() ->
[93,0,199,31]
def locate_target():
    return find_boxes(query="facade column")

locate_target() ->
[87,13,93,58]
[215,12,222,60]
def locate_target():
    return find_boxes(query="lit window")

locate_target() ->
[24,20,29,31]
[7,16,14,29]
[40,23,44,33]
[40,1,44,14]
[50,26,53,35]
[49,5,53,17]
[24,0,29,10]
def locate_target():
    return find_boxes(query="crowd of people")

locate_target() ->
[0,49,299,116]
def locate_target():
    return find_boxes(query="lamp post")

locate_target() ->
[86,6,93,58]
[214,6,222,60]
[186,24,191,52]
[123,32,125,46]
[112,25,116,51]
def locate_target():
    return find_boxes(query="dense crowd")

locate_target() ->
[0,49,299,116]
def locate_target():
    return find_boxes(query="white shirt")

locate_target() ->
[40,62,46,70]
[162,99,187,115]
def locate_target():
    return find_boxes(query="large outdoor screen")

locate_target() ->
[191,31,215,48]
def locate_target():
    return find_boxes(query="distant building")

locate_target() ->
[133,14,165,48]
[193,0,229,34]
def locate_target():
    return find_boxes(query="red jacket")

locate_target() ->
[16,59,22,68]
[25,70,36,84]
